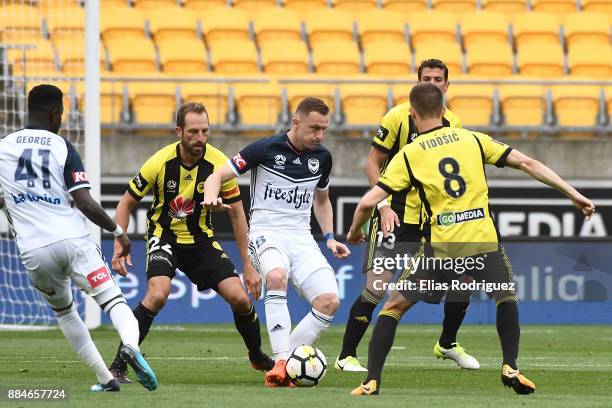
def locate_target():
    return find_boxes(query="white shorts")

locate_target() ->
[20,236,119,310]
[248,229,339,303]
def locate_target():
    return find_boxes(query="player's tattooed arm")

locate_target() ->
[348,185,390,244]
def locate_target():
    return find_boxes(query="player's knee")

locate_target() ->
[265,268,287,290]
[312,293,340,316]
[143,290,169,311]
[229,292,252,313]
[383,297,412,316]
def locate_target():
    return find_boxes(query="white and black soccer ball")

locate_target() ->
[285,345,327,387]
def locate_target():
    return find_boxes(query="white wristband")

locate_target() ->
[377,200,389,210]
[112,225,124,238]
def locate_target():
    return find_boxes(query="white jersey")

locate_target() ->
[0,128,91,253]
[228,132,332,232]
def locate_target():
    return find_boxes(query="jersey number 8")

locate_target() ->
[438,157,466,198]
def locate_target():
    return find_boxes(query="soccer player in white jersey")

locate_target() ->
[0,85,157,392]
[203,97,351,387]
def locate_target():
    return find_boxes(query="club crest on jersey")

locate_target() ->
[168,196,195,219]
[232,153,247,170]
[308,158,319,174]
[197,181,205,193]
[166,180,177,192]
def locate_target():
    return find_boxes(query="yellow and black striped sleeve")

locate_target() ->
[376,150,412,194]
[127,154,160,201]
[371,105,402,154]
[472,132,513,167]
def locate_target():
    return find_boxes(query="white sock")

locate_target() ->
[106,300,140,352]
[264,290,291,360]
[289,308,333,352]
[56,305,114,385]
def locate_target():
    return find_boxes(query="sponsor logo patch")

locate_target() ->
[232,153,247,170]
[87,267,111,288]
[437,208,485,227]
[376,125,389,142]
[72,171,89,183]
[168,196,195,219]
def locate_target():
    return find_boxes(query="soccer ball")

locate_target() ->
[285,345,327,387]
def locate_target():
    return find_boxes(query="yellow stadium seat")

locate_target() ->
[199,7,250,46]
[513,12,560,47]
[357,9,406,46]
[583,0,612,16]
[531,0,577,16]
[284,0,329,12]
[106,38,158,73]
[181,82,229,125]
[480,0,526,15]
[253,7,302,43]
[44,5,84,43]
[568,44,612,79]
[146,7,199,42]
[498,85,545,126]
[0,4,43,43]
[381,0,428,14]
[306,8,355,46]
[8,39,57,76]
[184,0,227,9]
[461,11,510,48]
[285,82,336,114]
[84,81,126,124]
[55,38,106,74]
[130,81,178,125]
[564,12,611,47]
[209,40,259,74]
[132,0,178,9]
[99,0,130,6]
[340,83,389,126]
[312,41,361,75]
[391,83,414,105]
[333,0,379,14]
[517,43,564,77]
[363,41,412,75]
[260,40,310,75]
[232,82,282,126]
[233,0,278,13]
[432,0,478,13]
[158,38,208,74]
[408,11,458,49]
[466,43,513,77]
[100,7,146,42]
[447,84,495,126]
[414,41,463,77]
[552,85,601,126]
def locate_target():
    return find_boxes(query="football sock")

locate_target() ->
[233,304,263,355]
[264,290,291,361]
[103,296,140,352]
[55,303,113,385]
[289,308,333,352]
[496,300,520,370]
[111,302,157,370]
[438,300,469,349]
[339,289,380,360]
[365,310,400,384]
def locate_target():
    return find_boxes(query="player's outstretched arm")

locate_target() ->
[347,186,390,244]
[203,164,235,211]
[314,188,351,259]
[228,200,262,300]
[505,149,596,218]
[111,191,139,276]
[366,147,400,234]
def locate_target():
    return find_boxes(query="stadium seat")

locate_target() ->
[44,5,84,43]
[284,0,329,12]
[363,41,412,75]
[284,83,336,114]
[582,0,612,16]
[431,0,478,13]
[106,38,158,73]
[513,12,561,47]
[132,0,178,9]
[209,40,259,74]
[260,40,310,75]
[99,0,131,5]
[100,7,147,42]
[391,83,414,105]
[8,39,57,76]
[414,41,463,77]
[146,7,199,42]
[498,85,545,126]
[0,4,44,43]
[312,41,361,75]
[466,43,513,77]
[184,0,227,9]
[517,43,565,77]
[232,82,282,126]
[480,0,527,15]
[563,12,611,47]
[357,9,407,46]
[408,11,458,49]
[305,8,355,46]
[531,0,578,16]
[181,82,230,125]
[129,81,179,125]
[89,81,127,124]
[568,44,612,79]
[233,0,278,14]
[199,7,250,47]
[252,7,302,44]
[380,0,429,14]
[340,83,389,126]
[460,11,510,48]
[158,38,208,74]
[333,0,379,14]
[552,85,602,127]
[55,38,106,74]
[447,83,495,126]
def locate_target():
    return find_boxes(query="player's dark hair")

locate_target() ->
[409,83,444,119]
[295,97,329,116]
[176,102,208,128]
[418,59,449,82]
[27,84,63,113]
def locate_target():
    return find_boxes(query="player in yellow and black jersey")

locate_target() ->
[108,103,274,382]
[347,83,595,396]
[337,59,475,373]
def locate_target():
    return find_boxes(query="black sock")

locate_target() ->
[339,290,380,360]
[439,300,469,348]
[233,304,262,355]
[365,311,400,385]
[496,300,520,370]
[111,302,157,370]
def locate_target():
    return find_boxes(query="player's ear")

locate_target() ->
[175,126,182,139]
[443,81,449,93]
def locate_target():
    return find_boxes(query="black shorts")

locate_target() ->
[398,245,516,305]
[145,236,238,292]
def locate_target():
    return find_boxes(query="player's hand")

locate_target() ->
[346,227,365,245]
[112,237,132,277]
[571,193,596,219]
[242,262,262,300]
[379,205,400,237]
[327,239,351,259]
[202,197,231,212]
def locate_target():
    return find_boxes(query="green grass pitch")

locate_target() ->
[1,324,611,407]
